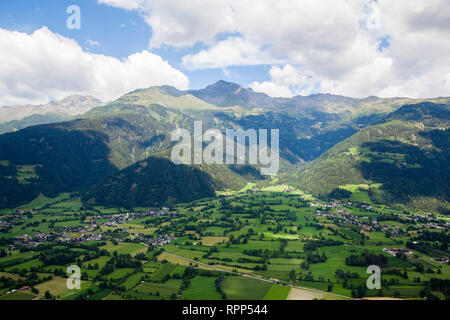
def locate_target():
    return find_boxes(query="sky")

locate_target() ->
[0,0,449,106]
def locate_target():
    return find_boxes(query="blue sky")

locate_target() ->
[0,0,448,106]
[0,0,270,90]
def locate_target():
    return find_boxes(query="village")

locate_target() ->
[311,200,448,238]
[7,208,178,249]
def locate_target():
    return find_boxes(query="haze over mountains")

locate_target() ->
[0,95,103,134]
[0,81,448,212]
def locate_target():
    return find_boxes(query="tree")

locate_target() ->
[45,290,54,300]
[289,270,296,281]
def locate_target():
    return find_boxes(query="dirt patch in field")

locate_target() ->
[287,288,325,300]
[201,236,229,246]
[364,297,403,300]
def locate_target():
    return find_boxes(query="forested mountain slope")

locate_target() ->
[292,103,450,213]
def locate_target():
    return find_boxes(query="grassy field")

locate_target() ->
[0,291,36,300]
[106,269,135,281]
[134,279,182,297]
[100,242,147,256]
[0,184,448,301]
[151,264,176,282]
[35,277,90,298]
[201,237,229,246]
[123,272,145,290]
[221,276,272,300]
[182,276,222,300]
[0,251,37,268]
[0,272,24,280]
[262,285,291,300]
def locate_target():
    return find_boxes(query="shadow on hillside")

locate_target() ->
[0,124,118,208]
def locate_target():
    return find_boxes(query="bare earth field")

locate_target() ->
[287,288,350,300]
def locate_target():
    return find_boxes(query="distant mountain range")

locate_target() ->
[0,95,103,134]
[0,81,448,211]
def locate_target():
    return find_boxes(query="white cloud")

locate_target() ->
[98,0,144,10]
[250,65,318,98]
[99,0,234,48]
[182,37,280,70]
[94,1,450,98]
[0,27,189,106]
[249,81,294,98]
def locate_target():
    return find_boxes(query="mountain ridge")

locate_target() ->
[291,102,450,213]
[0,81,449,211]
[0,95,103,134]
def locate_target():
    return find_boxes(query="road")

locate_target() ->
[162,251,355,300]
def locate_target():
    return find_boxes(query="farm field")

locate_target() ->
[263,285,291,300]
[182,276,222,300]
[221,277,272,300]
[0,186,448,301]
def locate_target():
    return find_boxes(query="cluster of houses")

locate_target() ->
[98,208,178,227]
[146,234,177,247]
[383,248,412,256]
[0,219,10,230]
[54,232,103,243]
[146,208,177,217]
[310,200,374,211]
[314,208,407,237]
[14,229,103,247]
[10,208,178,248]
[361,204,373,211]
[16,209,38,215]
[380,224,404,237]
[314,210,380,232]
[310,200,450,236]
[421,222,446,230]
[0,211,33,231]
[311,202,344,209]
[403,213,447,228]
[15,233,56,247]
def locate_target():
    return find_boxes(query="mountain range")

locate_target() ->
[0,95,103,134]
[0,81,448,212]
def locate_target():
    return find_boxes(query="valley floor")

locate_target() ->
[0,184,448,300]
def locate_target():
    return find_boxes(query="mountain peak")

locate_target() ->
[58,95,102,105]
[206,80,242,92]
[186,80,277,109]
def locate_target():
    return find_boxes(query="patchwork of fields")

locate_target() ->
[0,186,448,300]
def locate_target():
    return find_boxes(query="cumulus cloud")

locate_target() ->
[182,37,280,70]
[0,27,189,106]
[249,81,294,99]
[99,0,234,48]
[100,0,450,98]
[97,0,145,10]
[250,65,317,98]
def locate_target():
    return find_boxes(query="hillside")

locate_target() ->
[0,99,249,208]
[82,157,217,208]
[0,113,68,135]
[293,102,450,213]
[113,86,226,112]
[188,80,277,110]
[1,82,449,210]
[0,124,118,208]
